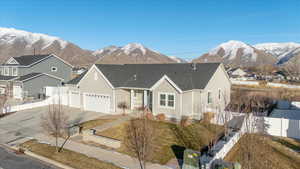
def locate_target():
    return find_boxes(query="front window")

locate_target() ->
[159,93,175,108]
[12,67,17,76]
[4,67,9,76]
[160,94,166,106]
[208,91,212,104]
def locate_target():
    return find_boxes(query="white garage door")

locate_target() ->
[83,93,110,113]
[13,85,22,99]
[69,91,81,108]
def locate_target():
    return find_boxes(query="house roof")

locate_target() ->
[68,63,222,91]
[67,71,87,85]
[14,73,43,82]
[14,73,63,82]
[12,54,51,66]
[0,75,17,81]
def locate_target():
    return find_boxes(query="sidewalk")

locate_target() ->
[33,134,169,169]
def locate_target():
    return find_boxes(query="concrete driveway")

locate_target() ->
[0,106,105,144]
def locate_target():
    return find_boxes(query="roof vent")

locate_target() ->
[133,74,137,81]
[191,63,197,71]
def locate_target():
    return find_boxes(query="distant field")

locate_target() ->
[232,85,300,101]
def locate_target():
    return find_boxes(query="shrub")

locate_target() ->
[156,113,166,121]
[203,112,214,123]
[118,102,128,115]
[180,116,191,127]
[145,112,154,120]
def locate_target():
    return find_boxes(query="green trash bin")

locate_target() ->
[182,149,200,169]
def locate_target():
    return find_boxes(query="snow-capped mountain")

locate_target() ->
[96,43,177,64]
[193,40,276,67]
[167,56,187,63]
[254,42,300,59]
[254,42,300,65]
[0,27,97,66]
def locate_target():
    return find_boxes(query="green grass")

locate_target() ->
[98,120,223,164]
[20,140,121,169]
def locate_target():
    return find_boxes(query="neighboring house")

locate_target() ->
[72,67,87,75]
[229,68,247,77]
[66,63,231,120]
[0,54,73,99]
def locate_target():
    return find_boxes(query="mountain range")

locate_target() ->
[193,40,300,67]
[0,27,300,68]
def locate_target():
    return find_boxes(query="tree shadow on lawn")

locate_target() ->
[171,144,185,168]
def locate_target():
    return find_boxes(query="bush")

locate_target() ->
[145,112,154,120]
[203,112,214,123]
[180,116,191,127]
[117,102,128,115]
[156,114,166,121]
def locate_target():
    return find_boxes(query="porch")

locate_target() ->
[129,89,152,111]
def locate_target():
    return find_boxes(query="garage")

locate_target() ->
[83,93,110,113]
[69,91,81,108]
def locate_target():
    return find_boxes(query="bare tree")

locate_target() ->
[124,116,156,169]
[118,102,128,115]
[236,95,272,169]
[41,101,69,152]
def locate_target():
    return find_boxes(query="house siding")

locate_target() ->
[21,75,62,98]
[78,66,114,111]
[152,79,181,119]
[115,89,131,113]
[203,65,231,111]
[182,91,193,117]
[18,56,72,81]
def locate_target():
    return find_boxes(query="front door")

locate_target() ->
[132,90,143,109]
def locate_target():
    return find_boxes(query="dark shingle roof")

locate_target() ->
[14,73,43,82]
[13,54,51,66]
[0,76,17,81]
[98,63,220,90]
[68,63,222,91]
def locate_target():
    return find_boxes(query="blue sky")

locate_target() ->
[0,0,299,60]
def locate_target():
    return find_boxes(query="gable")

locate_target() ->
[150,75,182,93]
[78,66,113,94]
[204,65,231,91]
[152,78,180,94]
[6,57,19,65]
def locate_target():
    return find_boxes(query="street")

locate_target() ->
[0,145,56,169]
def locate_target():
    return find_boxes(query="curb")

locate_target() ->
[24,150,75,169]
[1,143,74,169]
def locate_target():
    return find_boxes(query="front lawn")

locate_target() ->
[97,120,224,164]
[20,140,121,169]
[79,115,121,130]
[225,134,300,169]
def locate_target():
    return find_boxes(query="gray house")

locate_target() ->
[0,54,73,99]
[66,63,231,120]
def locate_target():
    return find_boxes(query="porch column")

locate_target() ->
[143,90,148,107]
[130,89,134,110]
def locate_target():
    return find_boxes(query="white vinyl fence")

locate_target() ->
[230,80,260,86]
[267,82,300,89]
[3,87,70,113]
[264,117,300,139]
